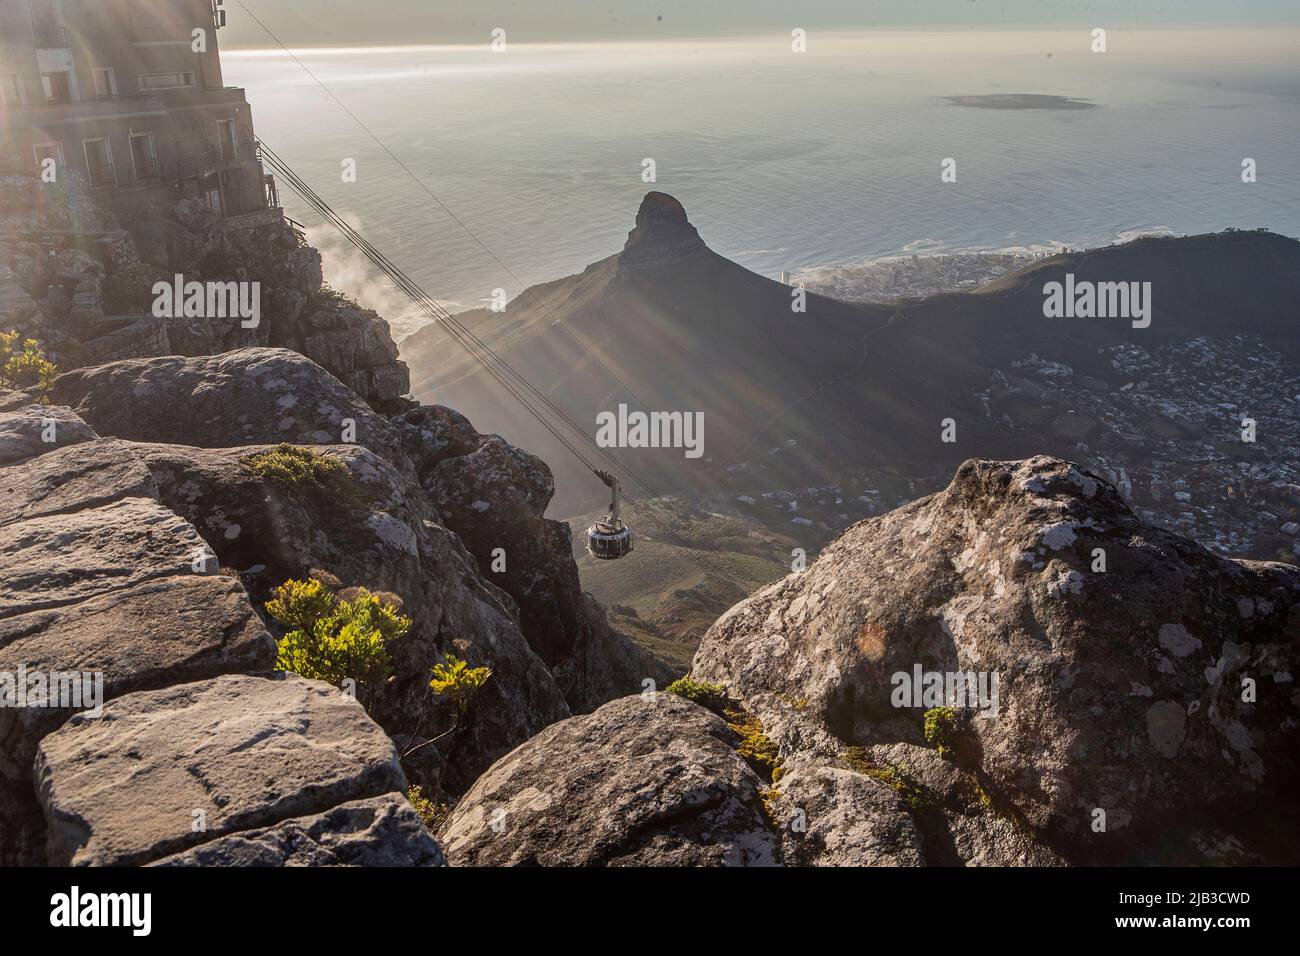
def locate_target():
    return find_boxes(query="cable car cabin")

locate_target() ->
[586,469,633,560]
[586,517,633,560]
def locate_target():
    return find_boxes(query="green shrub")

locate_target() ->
[398,653,492,761]
[267,576,410,697]
[0,331,57,399]
[665,676,728,712]
[725,706,782,782]
[407,785,450,833]
[428,654,492,714]
[243,444,349,486]
[924,706,959,760]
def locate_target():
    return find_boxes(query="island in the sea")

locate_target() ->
[944,93,1098,110]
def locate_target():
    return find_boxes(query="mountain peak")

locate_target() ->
[619,191,708,273]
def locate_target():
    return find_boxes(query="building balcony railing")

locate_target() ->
[4,86,251,123]
[33,22,67,48]
[71,142,269,213]
[202,141,260,172]
[86,158,186,190]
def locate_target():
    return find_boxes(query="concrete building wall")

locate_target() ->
[1,0,268,219]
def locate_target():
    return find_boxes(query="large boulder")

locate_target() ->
[0,404,98,467]
[0,496,208,619]
[693,457,1300,865]
[440,694,779,866]
[0,388,31,412]
[150,794,445,867]
[35,673,408,866]
[396,405,674,711]
[49,348,405,465]
[131,439,570,796]
[273,291,410,405]
[0,574,276,863]
[768,761,925,866]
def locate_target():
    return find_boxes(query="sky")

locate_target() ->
[219,0,1300,49]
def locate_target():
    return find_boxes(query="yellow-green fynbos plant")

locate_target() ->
[243,443,349,485]
[399,654,492,761]
[924,706,959,760]
[407,785,450,833]
[0,330,57,400]
[428,654,492,714]
[267,577,410,699]
[665,676,728,711]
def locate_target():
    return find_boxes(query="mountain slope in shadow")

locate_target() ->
[403,192,1300,517]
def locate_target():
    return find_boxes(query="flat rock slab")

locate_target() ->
[0,405,98,467]
[0,575,275,786]
[150,795,446,867]
[0,438,156,528]
[0,497,209,621]
[36,673,407,866]
[441,694,779,866]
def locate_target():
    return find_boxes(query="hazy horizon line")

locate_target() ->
[223,25,1300,57]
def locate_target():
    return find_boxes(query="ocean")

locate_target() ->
[223,29,1300,341]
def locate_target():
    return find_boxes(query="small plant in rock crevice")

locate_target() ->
[407,785,451,833]
[0,331,57,400]
[667,677,783,786]
[924,706,960,760]
[428,654,493,714]
[666,676,728,711]
[842,746,934,811]
[400,653,493,761]
[243,443,350,486]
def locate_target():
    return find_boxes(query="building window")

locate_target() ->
[83,137,116,187]
[0,73,23,107]
[41,71,72,104]
[138,72,195,91]
[33,142,64,172]
[129,131,158,182]
[93,67,117,99]
[29,0,67,47]
[216,119,238,161]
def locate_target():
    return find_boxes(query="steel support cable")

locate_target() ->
[264,156,749,591]
[261,150,603,475]
[227,5,750,585]
[229,0,656,418]
[258,145,752,590]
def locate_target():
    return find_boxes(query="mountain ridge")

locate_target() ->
[403,194,1300,535]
